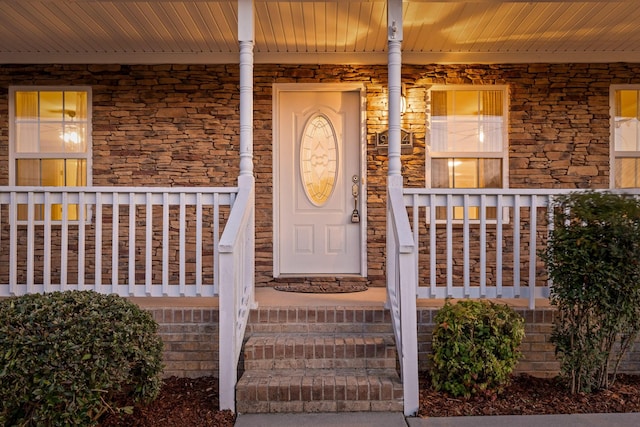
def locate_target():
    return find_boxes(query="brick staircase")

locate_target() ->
[235,305,404,413]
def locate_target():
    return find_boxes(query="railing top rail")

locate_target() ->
[0,186,238,194]
[403,187,640,196]
[404,188,640,196]
[0,186,239,205]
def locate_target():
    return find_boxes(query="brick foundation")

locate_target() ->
[145,304,640,379]
[145,307,220,378]
[417,306,560,377]
[418,305,640,378]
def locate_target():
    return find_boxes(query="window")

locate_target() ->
[427,86,508,219]
[10,87,91,220]
[612,86,640,188]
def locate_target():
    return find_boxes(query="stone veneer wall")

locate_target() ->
[2,63,640,286]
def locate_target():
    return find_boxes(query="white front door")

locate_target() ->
[274,85,365,276]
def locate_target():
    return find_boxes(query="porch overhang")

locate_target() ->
[2,1,640,65]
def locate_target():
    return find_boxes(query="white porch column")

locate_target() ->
[237,0,255,309]
[238,0,254,177]
[387,0,403,180]
[386,0,419,417]
[219,0,256,413]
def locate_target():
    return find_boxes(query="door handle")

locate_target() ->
[351,175,360,223]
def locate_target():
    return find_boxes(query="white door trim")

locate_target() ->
[273,83,367,278]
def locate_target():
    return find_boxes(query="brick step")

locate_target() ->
[238,305,403,413]
[246,307,393,334]
[236,368,404,413]
[243,334,397,370]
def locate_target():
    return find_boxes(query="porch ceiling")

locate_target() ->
[1,1,639,65]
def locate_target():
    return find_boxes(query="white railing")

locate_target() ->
[386,177,419,416]
[0,186,237,297]
[404,188,559,309]
[218,175,255,412]
[401,188,640,309]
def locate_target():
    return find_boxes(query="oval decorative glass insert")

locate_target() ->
[300,114,338,206]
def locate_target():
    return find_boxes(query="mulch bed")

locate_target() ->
[98,377,235,427]
[98,374,640,426]
[419,373,640,417]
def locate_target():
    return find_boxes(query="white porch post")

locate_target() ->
[387,0,402,181]
[237,0,256,309]
[387,0,404,291]
[219,0,255,413]
[387,0,419,416]
[239,0,254,179]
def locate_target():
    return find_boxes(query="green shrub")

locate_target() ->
[542,191,640,393]
[0,290,164,426]
[430,299,525,398]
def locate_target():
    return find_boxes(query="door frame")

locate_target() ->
[272,83,368,278]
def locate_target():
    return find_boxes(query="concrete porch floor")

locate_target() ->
[256,287,552,309]
[129,286,551,309]
[127,286,388,309]
[255,286,388,307]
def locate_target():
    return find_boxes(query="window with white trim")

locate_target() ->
[10,87,91,220]
[612,86,640,188]
[427,86,508,219]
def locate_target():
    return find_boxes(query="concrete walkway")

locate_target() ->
[235,412,640,427]
[408,413,640,427]
[235,412,406,427]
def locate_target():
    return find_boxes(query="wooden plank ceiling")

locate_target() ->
[1,1,639,64]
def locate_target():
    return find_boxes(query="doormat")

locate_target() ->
[274,283,368,294]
